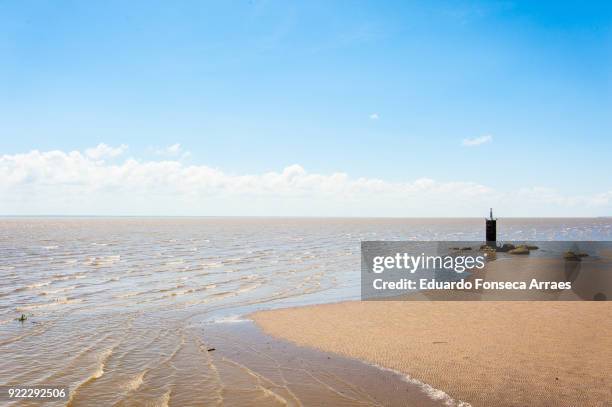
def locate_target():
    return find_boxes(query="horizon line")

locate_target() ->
[1,215,611,219]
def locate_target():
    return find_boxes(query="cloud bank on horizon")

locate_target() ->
[1,144,610,217]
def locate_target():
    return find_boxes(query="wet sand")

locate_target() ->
[253,302,612,406]
[200,320,456,407]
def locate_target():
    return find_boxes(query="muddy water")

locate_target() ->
[1,217,610,406]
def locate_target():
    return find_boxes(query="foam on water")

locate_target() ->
[371,363,472,407]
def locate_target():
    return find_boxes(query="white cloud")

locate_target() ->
[166,143,182,155]
[85,143,128,160]
[151,143,190,158]
[0,145,610,216]
[369,113,379,120]
[462,134,492,147]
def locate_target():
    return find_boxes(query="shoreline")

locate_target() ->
[201,319,459,406]
[251,300,612,407]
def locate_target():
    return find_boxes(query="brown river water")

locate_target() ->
[1,217,611,406]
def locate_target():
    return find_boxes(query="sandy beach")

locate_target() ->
[253,301,612,406]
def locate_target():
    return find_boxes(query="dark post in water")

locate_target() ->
[486,208,496,245]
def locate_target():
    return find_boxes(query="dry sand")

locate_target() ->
[252,302,612,406]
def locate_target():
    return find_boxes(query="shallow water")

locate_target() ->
[1,217,611,405]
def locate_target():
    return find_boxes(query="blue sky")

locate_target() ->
[0,1,611,216]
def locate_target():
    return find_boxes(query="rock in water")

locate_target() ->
[509,247,530,255]
[496,243,516,253]
[564,251,581,261]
